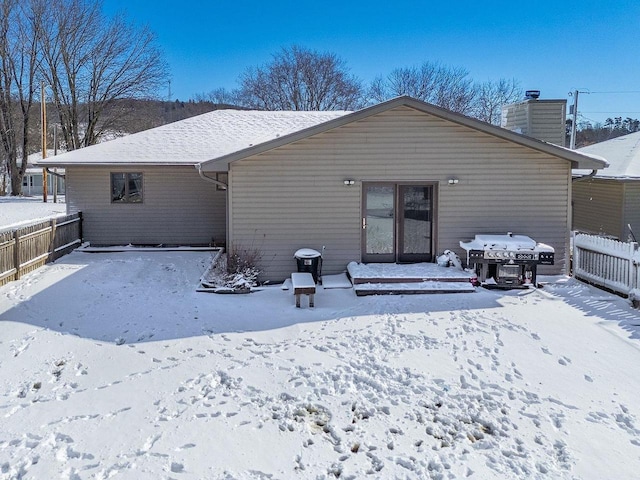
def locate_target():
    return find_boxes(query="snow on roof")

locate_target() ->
[36,97,608,171]
[575,131,640,179]
[36,109,350,167]
[28,149,65,164]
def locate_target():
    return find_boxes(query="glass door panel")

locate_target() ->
[363,184,395,263]
[398,185,432,262]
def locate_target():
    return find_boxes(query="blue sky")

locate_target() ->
[103,0,640,124]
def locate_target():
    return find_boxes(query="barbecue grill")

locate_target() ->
[459,233,554,288]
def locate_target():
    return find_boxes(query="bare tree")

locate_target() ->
[369,62,477,115]
[0,0,42,195]
[472,78,522,125]
[193,87,242,107]
[237,45,364,111]
[38,0,168,149]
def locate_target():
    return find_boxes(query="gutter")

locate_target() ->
[46,168,66,179]
[572,169,598,183]
[196,163,227,190]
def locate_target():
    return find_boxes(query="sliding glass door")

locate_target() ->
[362,183,434,263]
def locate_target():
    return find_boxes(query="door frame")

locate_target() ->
[361,181,438,264]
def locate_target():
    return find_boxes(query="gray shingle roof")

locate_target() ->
[37,109,349,167]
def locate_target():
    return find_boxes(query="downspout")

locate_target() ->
[196,163,227,189]
[196,163,229,250]
[570,168,598,265]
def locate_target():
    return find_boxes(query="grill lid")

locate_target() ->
[460,233,554,253]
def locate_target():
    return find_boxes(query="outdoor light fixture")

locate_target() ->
[447,177,459,185]
[343,179,355,186]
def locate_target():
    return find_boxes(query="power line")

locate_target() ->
[587,90,640,94]
[582,111,640,114]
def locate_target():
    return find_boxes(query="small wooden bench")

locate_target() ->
[291,272,316,308]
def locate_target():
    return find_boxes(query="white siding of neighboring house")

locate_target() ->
[229,105,572,282]
[66,165,226,246]
[572,178,624,239]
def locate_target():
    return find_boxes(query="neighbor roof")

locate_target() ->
[576,131,640,179]
[37,110,349,167]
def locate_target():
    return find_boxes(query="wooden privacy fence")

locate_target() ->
[0,212,82,286]
[573,233,640,300]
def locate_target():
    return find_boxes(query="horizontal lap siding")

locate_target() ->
[502,101,566,146]
[623,183,640,242]
[67,166,226,245]
[572,179,623,239]
[231,106,571,282]
[529,103,566,147]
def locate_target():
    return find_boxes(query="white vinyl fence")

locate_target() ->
[573,233,640,300]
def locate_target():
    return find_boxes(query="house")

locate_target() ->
[22,167,65,197]
[37,96,606,282]
[14,151,66,197]
[572,132,640,240]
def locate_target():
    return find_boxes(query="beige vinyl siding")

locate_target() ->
[572,179,624,239]
[623,182,640,241]
[501,100,566,147]
[66,165,226,245]
[501,103,528,132]
[528,102,566,147]
[230,105,571,282]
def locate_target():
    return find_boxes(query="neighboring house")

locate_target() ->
[38,96,606,282]
[18,151,66,197]
[573,132,640,241]
[22,167,65,197]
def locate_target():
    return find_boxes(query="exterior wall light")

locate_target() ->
[447,178,459,185]
[343,179,355,186]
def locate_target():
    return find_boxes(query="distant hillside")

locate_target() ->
[101,98,248,137]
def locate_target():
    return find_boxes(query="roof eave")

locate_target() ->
[36,160,199,168]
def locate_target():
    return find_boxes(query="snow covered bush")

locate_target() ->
[201,247,262,291]
[225,247,261,288]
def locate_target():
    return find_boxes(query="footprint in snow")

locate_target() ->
[175,443,196,451]
[558,356,571,366]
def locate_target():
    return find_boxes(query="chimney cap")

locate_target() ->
[525,90,541,100]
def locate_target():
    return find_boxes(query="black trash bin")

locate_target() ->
[294,248,322,283]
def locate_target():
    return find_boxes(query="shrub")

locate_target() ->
[222,247,262,290]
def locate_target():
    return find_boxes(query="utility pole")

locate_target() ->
[569,89,590,150]
[53,124,57,204]
[41,81,47,202]
[569,90,579,150]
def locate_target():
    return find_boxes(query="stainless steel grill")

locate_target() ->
[460,233,554,288]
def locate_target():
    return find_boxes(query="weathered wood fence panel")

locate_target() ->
[0,212,82,286]
[573,233,640,299]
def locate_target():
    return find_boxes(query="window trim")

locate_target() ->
[111,172,144,204]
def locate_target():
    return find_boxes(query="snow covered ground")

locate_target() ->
[0,196,67,231]
[1,250,640,479]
